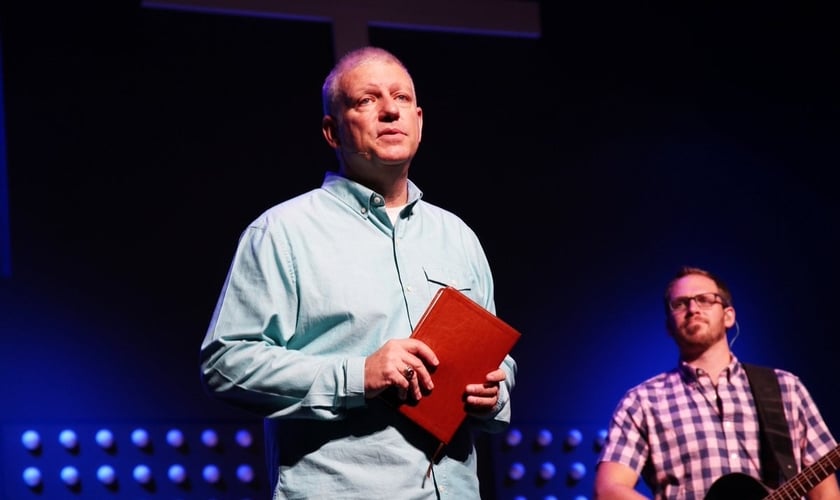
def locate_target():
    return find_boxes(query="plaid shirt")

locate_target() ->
[598,356,837,499]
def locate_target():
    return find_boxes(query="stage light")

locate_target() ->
[538,461,556,480]
[58,429,79,451]
[566,428,583,448]
[237,463,255,483]
[201,428,219,448]
[508,461,526,481]
[131,428,151,449]
[96,464,117,485]
[21,430,41,452]
[202,464,221,484]
[168,463,188,484]
[235,428,254,447]
[536,428,553,447]
[569,461,587,481]
[95,428,115,450]
[133,464,152,484]
[505,427,523,447]
[166,428,186,448]
[594,428,608,450]
[60,465,80,486]
[22,466,42,488]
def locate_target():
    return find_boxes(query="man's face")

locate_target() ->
[331,60,423,166]
[667,274,733,354]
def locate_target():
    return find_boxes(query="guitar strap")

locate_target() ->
[742,362,797,488]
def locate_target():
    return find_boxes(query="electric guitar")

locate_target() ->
[704,445,840,499]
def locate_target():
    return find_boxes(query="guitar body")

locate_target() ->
[704,472,771,500]
[703,444,840,499]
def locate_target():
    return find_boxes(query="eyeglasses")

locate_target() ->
[668,292,726,313]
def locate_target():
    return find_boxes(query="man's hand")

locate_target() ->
[465,368,506,415]
[364,338,439,400]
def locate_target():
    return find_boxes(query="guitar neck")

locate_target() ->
[769,445,840,499]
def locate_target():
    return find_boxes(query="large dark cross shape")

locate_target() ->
[141,0,541,58]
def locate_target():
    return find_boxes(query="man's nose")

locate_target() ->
[379,98,400,120]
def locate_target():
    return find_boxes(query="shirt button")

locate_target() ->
[372,196,382,204]
[730,453,738,461]
[361,207,368,215]
[723,421,732,430]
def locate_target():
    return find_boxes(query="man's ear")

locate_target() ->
[322,115,339,148]
[724,307,736,328]
[416,106,423,143]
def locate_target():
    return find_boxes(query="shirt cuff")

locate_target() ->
[345,356,367,408]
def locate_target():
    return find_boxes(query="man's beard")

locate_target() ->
[677,318,725,352]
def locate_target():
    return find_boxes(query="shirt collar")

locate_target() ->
[321,171,423,218]
[678,354,741,383]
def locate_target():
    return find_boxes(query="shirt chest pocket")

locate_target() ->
[423,267,475,297]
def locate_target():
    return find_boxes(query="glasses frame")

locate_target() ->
[668,292,727,313]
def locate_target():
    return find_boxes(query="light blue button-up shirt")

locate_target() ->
[201,172,517,499]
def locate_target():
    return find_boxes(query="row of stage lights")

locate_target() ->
[21,427,255,452]
[16,426,259,491]
[14,424,607,497]
[21,462,256,489]
[497,426,608,500]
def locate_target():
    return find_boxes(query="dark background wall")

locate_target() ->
[1,1,838,499]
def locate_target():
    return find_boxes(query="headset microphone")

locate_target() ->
[729,320,741,347]
[340,148,371,160]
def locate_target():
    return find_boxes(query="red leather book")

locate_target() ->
[390,286,521,445]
